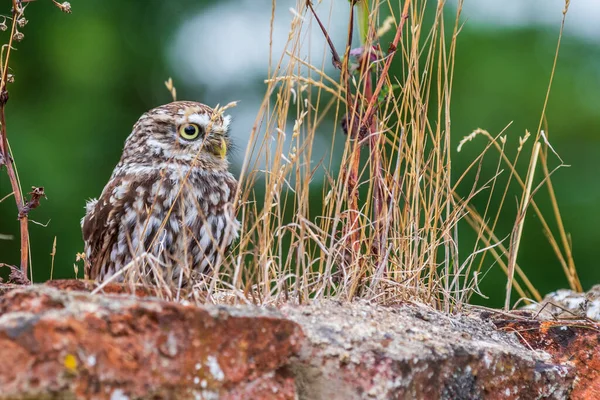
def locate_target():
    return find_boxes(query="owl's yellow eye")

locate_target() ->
[178,123,202,140]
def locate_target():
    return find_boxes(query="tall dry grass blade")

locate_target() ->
[506,141,541,311]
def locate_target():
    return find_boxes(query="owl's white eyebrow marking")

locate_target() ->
[182,113,211,128]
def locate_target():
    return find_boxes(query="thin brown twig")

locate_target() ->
[361,0,411,128]
[305,0,342,69]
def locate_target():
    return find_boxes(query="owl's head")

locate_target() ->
[121,101,233,172]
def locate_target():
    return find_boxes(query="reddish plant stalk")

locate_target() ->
[307,0,411,286]
[359,0,412,267]
[0,3,30,278]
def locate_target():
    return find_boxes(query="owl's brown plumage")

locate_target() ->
[82,101,239,283]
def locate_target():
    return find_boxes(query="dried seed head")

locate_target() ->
[59,2,72,13]
[7,74,14,83]
[12,30,24,42]
[52,0,72,13]
[0,22,7,32]
[17,18,27,28]
[341,112,368,140]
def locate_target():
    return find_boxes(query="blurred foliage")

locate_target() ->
[0,1,598,307]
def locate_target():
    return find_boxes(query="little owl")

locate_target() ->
[81,101,239,283]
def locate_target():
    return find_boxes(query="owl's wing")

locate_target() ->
[82,179,122,280]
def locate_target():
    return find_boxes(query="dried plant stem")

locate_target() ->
[0,118,29,275]
[539,150,581,291]
[346,57,373,292]
[506,141,541,311]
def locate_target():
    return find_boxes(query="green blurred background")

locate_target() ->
[0,0,598,306]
